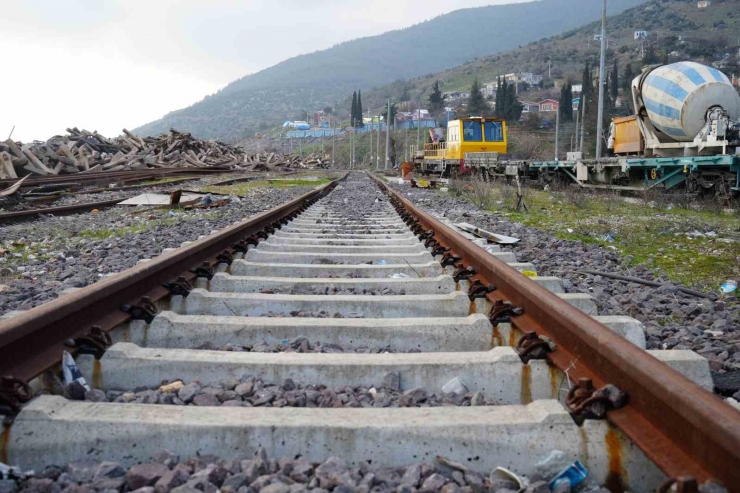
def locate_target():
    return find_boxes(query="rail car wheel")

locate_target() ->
[481,168,490,182]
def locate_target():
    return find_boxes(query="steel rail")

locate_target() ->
[372,174,740,489]
[0,172,300,224]
[0,168,229,191]
[0,199,124,224]
[0,175,345,384]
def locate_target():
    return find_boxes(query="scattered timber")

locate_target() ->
[0,128,331,180]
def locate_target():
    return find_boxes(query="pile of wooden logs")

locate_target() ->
[243,152,331,172]
[0,128,247,179]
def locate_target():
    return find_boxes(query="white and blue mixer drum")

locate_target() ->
[640,61,740,141]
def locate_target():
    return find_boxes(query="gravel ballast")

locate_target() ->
[1,448,628,493]
[389,183,740,398]
[194,336,420,353]
[0,182,318,315]
[76,375,493,409]
[0,173,262,212]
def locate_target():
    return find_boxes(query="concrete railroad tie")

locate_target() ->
[8,173,713,492]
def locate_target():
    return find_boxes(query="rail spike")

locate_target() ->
[515,330,555,363]
[64,325,112,359]
[0,376,35,417]
[121,296,159,324]
[566,377,628,424]
[487,299,523,327]
[467,279,496,301]
[163,276,193,297]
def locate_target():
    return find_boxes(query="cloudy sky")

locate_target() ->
[2,0,526,142]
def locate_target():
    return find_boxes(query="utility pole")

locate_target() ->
[416,102,421,150]
[376,112,381,170]
[595,0,607,160]
[331,118,335,167]
[405,122,408,162]
[554,106,560,161]
[580,93,587,154]
[368,109,372,166]
[385,99,391,170]
[574,99,580,153]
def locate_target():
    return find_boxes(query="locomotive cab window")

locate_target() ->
[484,121,503,142]
[462,121,482,142]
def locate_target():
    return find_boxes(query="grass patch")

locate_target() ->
[203,177,333,196]
[135,177,196,187]
[77,222,161,240]
[76,213,220,240]
[449,180,740,290]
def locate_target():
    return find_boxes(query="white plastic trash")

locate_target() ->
[721,280,737,294]
[442,377,469,395]
[62,350,90,391]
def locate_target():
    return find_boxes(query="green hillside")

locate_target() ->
[361,0,740,111]
[132,0,646,141]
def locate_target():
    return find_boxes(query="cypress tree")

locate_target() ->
[500,78,509,118]
[622,63,634,92]
[559,83,573,122]
[611,59,619,101]
[558,84,568,123]
[643,43,657,65]
[467,79,488,117]
[356,90,364,127]
[582,61,591,97]
[559,84,567,122]
[494,77,502,117]
[505,82,522,122]
[350,92,357,127]
[428,81,446,123]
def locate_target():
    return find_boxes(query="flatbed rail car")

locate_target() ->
[527,154,740,196]
[412,117,508,178]
[528,61,740,197]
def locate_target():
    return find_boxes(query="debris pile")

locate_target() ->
[244,151,331,172]
[0,128,246,178]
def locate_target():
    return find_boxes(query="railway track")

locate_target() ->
[0,172,738,492]
[0,171,300,224]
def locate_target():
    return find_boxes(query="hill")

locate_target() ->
[360,0,740,112]
[132,0,646,141]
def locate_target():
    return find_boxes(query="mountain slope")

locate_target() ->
[133,0,646,141]
[360,0,740,111]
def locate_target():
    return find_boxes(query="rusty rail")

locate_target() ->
[0,168,229,192]
[0,172,303,224]
[371,173,740,489]
[0,175,345,384]
[0,199,124,224]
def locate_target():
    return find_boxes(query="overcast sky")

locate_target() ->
[2,0,527,142]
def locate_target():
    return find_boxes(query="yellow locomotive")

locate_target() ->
[412,117,508,177]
